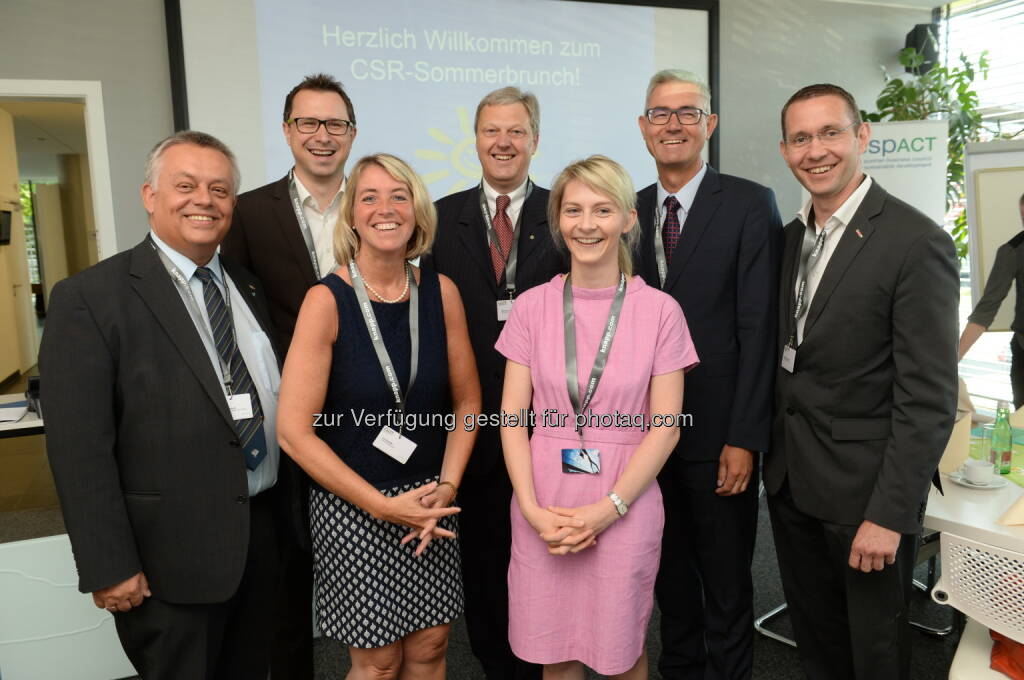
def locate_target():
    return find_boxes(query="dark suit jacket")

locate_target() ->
[636,166,783,463]
[426,185,566,477]
[39,238,279,602]
[221,175,317,546]
[765,181,959,533]
[222,175,317,353]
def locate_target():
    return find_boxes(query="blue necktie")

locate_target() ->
[194,267,267,470]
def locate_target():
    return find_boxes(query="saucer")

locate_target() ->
[947,471,1009,490]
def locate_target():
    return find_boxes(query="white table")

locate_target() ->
[925,476,1024,553]
[0,392,43,439]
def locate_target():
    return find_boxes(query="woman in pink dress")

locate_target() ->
[496,155,698,678]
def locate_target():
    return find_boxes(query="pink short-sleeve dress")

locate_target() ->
[495,274,698,674]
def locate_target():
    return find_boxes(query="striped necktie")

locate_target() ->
[194,267,267,470]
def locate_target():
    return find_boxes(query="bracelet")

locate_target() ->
[436,481,458,505]
[607,491,628,517]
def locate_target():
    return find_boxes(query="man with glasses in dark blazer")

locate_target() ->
[635,69,783,680]
[221,72,358,679]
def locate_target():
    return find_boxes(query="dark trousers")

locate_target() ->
[114,493,280,680]
[269,543,313,679]
[458,462,541,680]
[767,487,918,680]
[1011,334,1024,410]
[655,459,759,680]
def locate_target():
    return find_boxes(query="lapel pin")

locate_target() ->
[248,283,257,296]
[855,229,863,238]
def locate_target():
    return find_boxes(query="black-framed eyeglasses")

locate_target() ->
[784,122,858,148]
[287,117,355,136]
[644,107,708,126]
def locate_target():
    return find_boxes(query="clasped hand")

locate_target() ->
[375,481,459,556]
[526,499,620,555]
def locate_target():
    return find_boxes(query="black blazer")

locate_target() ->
[40,238,280,602]
[636,166,783,463]
[426,185,566,477]
[221,175,318,546]
[766,181,959,533]
[222,175,317,354]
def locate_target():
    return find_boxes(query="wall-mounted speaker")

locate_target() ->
[905,23,939,74]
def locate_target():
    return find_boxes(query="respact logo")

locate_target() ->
[867,136,940,158]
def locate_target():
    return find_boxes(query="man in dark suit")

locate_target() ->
[221,73,357,678]
[635,69,782,680]
[427,86,564,679]
[40,131,283,678]
[767,83,958,680]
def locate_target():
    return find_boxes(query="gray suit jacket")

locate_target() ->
[40,237,279,602]
[766,181,958,533]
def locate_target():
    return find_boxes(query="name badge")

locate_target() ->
[781,345,796,373]
[373,425,417,464]
[562,448,601,474]
[496,298,514,322]
[228,393,254,420]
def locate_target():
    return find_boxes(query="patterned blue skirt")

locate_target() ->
[310,477,464,648]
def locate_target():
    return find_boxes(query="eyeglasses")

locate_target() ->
[644,107,708,126]
[784,122,858,148]
[287,117,355,136]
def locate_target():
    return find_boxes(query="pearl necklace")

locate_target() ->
[362,263,410,303]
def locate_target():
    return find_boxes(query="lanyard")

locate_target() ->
[788,213,829,348]
[287,169,325,280]
[563,273,627,445]
[479,180,534,298]
[348,259,419,433]
[150,240,237,394]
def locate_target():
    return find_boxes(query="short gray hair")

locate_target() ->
[474,86,540,139]
[144,130,240,194]
[644,70,711,111]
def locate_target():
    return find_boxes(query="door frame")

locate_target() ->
[0,79,118,257]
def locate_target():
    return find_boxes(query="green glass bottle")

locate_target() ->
[992,400,1013,475]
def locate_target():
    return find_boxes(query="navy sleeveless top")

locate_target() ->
[315,265,451,490]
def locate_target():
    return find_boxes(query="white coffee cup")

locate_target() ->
[963,458,994,485]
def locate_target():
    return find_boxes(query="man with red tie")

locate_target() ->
[426,86,565,679]
[635,69,783,680]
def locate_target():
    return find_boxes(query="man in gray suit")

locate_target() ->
[766,84,958,680]
[40,131,283,679]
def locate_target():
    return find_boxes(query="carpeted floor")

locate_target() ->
[309,494,963,678]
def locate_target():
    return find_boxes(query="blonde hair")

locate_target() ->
[334,154,437,265]
[474,86,540,140]
[548,155,639,276]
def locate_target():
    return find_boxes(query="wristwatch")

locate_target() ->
[607,492,629,517]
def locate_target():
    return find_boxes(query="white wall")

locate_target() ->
[0,0,174,251]
[717,0,932,218]
[18,153,64,184]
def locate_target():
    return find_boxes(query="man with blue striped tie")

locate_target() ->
[40,130,284,679]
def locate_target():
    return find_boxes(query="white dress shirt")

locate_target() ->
[293,173,345,277]
[656,161,709,233]
[482,178,529,240]
[150,231,281,495]
[793,175,874,344]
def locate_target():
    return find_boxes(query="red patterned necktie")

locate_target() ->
[490,194,514,283]
[662,195,682,264]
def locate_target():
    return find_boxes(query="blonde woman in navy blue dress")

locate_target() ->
[278,153,480,678]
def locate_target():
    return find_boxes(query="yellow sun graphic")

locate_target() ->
[416,106,480,196]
